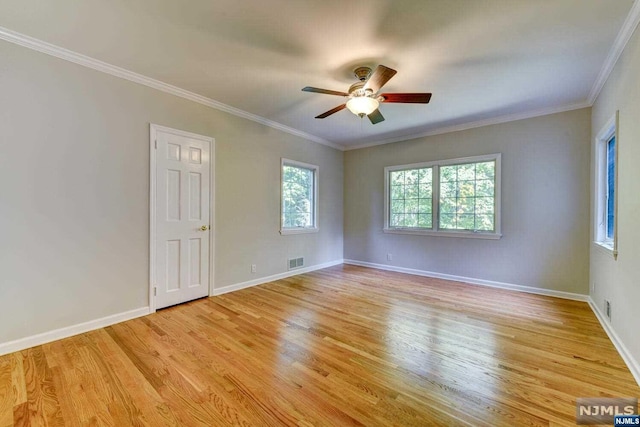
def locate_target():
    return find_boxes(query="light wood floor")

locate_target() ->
[1,265,638,426]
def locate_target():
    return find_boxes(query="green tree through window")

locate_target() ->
[282,160,317,230]
[389,168,433,228]
[385,154,501,238]
[439,161,495,231]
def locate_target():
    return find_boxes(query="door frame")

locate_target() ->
[149,123,215,312]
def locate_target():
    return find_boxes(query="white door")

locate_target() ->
[152,125,212,309]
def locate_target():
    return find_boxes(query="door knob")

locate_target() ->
[199,225,209,231]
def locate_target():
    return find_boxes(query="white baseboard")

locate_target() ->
[0,307,150,356]
[0,260,345,355]
[343,259,589,302]
[588,298,640,387]
[212,259,344,296]
[4,263,636,388]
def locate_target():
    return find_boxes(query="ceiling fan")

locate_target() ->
[302,65,432,124]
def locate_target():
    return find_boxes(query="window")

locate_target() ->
[439,161,496,232]
[384,154,501,239]
[281,159,318,234]
[389,168,433,228]
[606,135,615,240]
[594,113,618,255]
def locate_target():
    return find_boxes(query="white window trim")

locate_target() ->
[384,153,502,239]
[593,112,618,257]
[280,158,319,235]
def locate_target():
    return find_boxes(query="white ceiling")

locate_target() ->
[0,0,636,149]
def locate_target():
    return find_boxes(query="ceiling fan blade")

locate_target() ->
[368,109,385,124]
[363,65,397,93]
[381,93,432,103]
[302,87,349,97]
[315,104,347,119]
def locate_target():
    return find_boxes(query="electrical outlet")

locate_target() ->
[251,264,257,273]
[605,299,611,320]
[387,253,392,261]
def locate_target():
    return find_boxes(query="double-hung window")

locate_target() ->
[384,154,501,239]
[594,113,618,255]
[389,167,433,228]
[281,159,318,234]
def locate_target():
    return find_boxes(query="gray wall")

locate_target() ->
[0,40,343,344]
[344,109,592,294]
[4,22,636,376]
[591,23,640,372]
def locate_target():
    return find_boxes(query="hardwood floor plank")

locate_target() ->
[11,401,27,427]
[0,359,12,427]
[21,347,65,426]
[10,354,26,409]
[48,365,81,427]
[1,264,639,426]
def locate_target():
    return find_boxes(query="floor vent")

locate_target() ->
[288,257,304,270]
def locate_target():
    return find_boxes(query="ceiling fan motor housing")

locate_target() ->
[353,66,372,82]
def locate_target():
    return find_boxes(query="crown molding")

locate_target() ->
[0,26,342,151]
[343,101,591,151]
[2,0,639,155]
[588,0,640,104]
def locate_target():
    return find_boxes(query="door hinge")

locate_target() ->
[154,287,157,296]
[154,139,157,149]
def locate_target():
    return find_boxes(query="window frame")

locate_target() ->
[384,153,502,239]
[593,112,618,258]
[280,158,319,235]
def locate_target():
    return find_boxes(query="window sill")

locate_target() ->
[280,227,319,235]
[383,228,502,240]
[593,241,614,255]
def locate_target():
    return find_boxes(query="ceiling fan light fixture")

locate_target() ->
[346,96,379,117]
[303,64,430,123]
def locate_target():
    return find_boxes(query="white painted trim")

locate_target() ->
[209,137,217,299]
[0,25,339,151]
[343,259,589,302]
[0,0,637,154]
[593,112,618,258]
[592,241,615,257]
[211,260,344,296]
[0,23,590,152]
[588,298,640,386]
[588,0,640,104]
[149,124,215,312]
[344,102,591,151]
[280,228,319,235]
[382,228,502,239]
[149,125,157,312]
[0,307,150,356]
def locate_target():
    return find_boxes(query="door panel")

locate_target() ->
[166,170,181,221]
[166,240,181,291]
[188,238,203,287]
[154,127,211,309]
[189,172,202,220]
